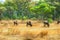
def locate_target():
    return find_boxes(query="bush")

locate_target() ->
[40,30,48,38]
[47,18,53,23]
[23,16,28,20]
[31,17,36,20]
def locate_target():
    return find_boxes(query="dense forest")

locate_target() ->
[0,0,60,22]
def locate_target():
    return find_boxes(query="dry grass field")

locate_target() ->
[0,20,60,40]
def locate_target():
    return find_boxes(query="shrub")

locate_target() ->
[40,30,48,38]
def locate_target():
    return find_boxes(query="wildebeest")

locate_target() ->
[13,21,18,25]
[57,20,60,24]
[26,21,32,27]
[43,21,49,27]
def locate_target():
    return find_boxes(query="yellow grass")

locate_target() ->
[0,20,60,40]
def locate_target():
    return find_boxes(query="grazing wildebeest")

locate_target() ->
[13,21,18,25]
[57,20,60,24]
[43,21,49,27]
[26,21,32,27]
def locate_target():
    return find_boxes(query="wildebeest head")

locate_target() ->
[57,20,60,24]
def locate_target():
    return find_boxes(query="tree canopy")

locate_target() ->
[0,0,60,22]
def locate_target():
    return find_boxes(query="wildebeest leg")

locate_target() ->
[47,24,49,27]
[26,24,28,27]
[57,21,60,24]
[44,24,46,27]
[30,24,32,27]
[26,22,28,27]
[57,21,59,24]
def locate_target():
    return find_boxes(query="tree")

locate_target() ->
[46,0,60,20]
[0,3,6,20]
[30,0,56,22]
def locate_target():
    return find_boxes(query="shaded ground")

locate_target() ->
[0,20,60,40]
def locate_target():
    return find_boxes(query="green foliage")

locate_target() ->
[30,1,56,20]
[23,16,28,20]
[0,0,60,21]
[31,17,35,20]
[47,18,53,23]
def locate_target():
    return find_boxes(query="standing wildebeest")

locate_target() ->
[13,20,18,25]
[26,21,32,27]
[57,20,60,24]
[43,21,50,27]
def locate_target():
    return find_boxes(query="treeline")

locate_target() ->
[0,0,60,22]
